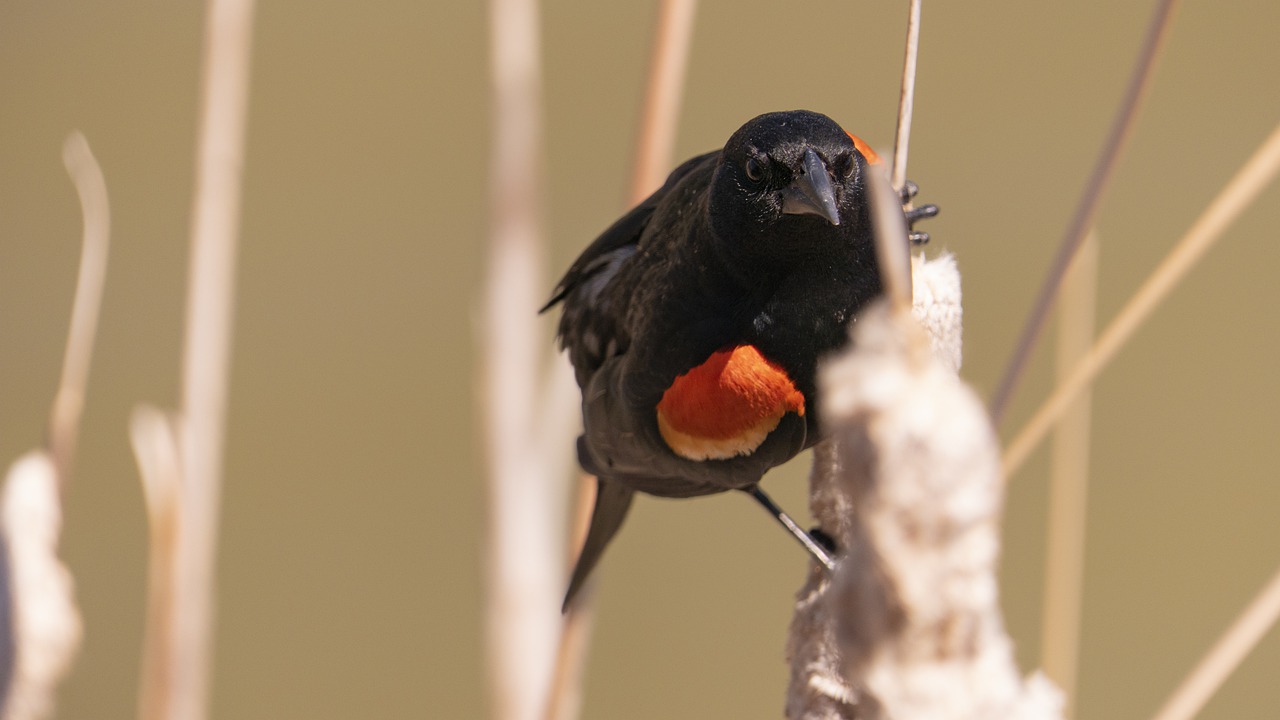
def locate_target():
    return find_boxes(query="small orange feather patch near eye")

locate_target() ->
[846,131,881,165]
[656,345,805,461]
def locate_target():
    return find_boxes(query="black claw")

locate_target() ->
[808,527,837,554]
[902,194,938,246]
[899,183,938,245]
[905,203,940,224]
[899,180,920,204]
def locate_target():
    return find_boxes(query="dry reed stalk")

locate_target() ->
[1039,233,1098,717]
[1003,122,1280,477]
[630,0,699,200]
[482,0,572,717]
[787,290,1061,720]
[867,165,914,315]
[49,133,111,485]
[132,406,181,720]
[542,478,598,720]
[545,3,700,718]
[873,0,924,318]
[990,0,1179,424]
[784,252,963,720]
[1149,564,1280,720]
[889,0,922,194]
[0,131,111,720]
[131,1,257,718]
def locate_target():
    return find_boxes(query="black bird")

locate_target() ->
[543,110,936,610]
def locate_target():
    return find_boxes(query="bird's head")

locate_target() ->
[708,110,880,260]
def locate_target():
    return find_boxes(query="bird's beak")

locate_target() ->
[781,148,840,225]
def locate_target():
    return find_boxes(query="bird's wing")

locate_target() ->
[541,152,718,385]
[541,151,715,313]
[579,352,809,496]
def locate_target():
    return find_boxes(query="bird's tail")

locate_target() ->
[562,478,634,612]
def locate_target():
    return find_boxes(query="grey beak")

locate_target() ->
[781,148,840,225]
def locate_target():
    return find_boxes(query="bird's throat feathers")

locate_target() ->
[656,345,805,461]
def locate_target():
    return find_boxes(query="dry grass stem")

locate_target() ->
[1040,233,1098,716]
[546,3,700,717]
[890,0,922,193]
[483,0,567,717]
[533,353,582,474]
[0,131,112,720]
[543,477,599,720]
[131,0,258,718]
[1003,122,1280,477]
[867,164,913,316]
[1149,564,1280,720]
[537,315,586,720]
[49,133,111,484]
[990,0,1179,424]
[629,0,699,200]
[131,406,182,720]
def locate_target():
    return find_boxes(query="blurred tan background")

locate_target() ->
[2,1,1279,718]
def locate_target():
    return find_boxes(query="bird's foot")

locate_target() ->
[900,180,939,245]
[808,526,837,555]
[746,487,837,571]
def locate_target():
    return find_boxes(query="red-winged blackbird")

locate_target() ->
[544,110,936,610]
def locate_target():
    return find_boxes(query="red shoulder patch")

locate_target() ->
[656,345,805,461]
[846,131,882,166]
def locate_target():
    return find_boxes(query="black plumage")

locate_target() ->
[543,110,930,609]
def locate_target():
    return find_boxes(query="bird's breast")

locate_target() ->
[655,345,805,461]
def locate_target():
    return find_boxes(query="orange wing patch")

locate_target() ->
[846,131,882,166]
[656,345,805,461]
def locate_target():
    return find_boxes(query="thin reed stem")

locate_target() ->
[543,478,599,720]
[50,133,111,485]
[890,0,922,193]
[1040,233,1098,717]
[483,0,564,716]
[1004,122,1280,478]
[547,4,700,718]
[868,165,913,315]
[1150,565,1280,720]
[629,0,699,201]
[990,0,1179,424]
[155,0,257,718]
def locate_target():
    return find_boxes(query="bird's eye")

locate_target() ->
[745,156,766,182]
[839,154,856,178]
